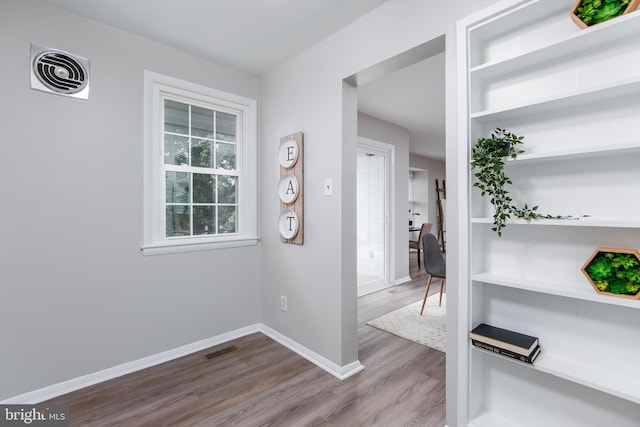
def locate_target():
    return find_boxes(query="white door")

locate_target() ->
[357,139,393,295]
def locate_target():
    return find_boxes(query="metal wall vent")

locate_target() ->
[30,44,90,99]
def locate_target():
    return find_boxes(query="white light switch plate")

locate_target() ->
[324,178,333,196]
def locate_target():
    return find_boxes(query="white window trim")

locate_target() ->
[142,71,258,255]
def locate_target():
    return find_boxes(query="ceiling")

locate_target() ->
[358,54,445,159]
[40,0,445,159]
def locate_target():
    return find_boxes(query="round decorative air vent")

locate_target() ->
[30,44,90,99]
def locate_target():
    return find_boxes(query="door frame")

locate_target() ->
[356,137,395,296]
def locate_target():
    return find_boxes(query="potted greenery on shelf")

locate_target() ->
[571,0,640,28]
[470,128,583,236]
[582,248,640,299]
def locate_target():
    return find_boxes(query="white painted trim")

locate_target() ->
[260,325,365,380]
[141,236,258,256]
[142,70,259,256]
[358,275,412,297]
[357,280,393,297]
[394,275,412,285]
[1,324,364,404]
[2,324,261,404]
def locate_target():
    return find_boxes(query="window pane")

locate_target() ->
[166,205,190,236]
[192,106,214,138]
[194,206,216,235]
[193,173,215,203]
[216,111,236,142]
[164,100,188,134]
[166,171,190,203]
[216,142,236,170]
[218,206,237,234]
[191,139,214,168]
[164,134,189,165]
[218,175,237,203]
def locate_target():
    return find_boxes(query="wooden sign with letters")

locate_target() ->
[278,131,303,244]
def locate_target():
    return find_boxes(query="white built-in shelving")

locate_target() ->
[471,272,640,309]
[503,141,640,164]
[457,0,640,426]
[470,77,640,121]
[471,217,640,228]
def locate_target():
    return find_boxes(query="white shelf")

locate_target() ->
[460,1,640,424]
[471,10,640,78]
[470,77,640,122]
[472,345,640,405]
[468,0,573,68]
[535,353,640,405]
[504,141,640,164]
[470,217,640,229]
[469,0,568,41]
[471,272,640,309]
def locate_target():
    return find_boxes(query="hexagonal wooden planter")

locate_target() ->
[582,247,640,299]
[571,0,640,29]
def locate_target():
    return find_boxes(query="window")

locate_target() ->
[143,71,257,255]
[163,99,239,237]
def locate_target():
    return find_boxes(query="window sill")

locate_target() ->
[141,236,259,256]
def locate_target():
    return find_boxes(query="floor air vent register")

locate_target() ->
[202,345,238,361]
[30,44,90,99]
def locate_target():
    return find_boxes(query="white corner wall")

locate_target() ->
[0,0,505,421]
[259,1,501,426]
[410,154,446,239]
[0,0,261,400]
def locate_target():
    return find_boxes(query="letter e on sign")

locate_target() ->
[278,138,299,169]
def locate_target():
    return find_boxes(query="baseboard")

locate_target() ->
[2,323,364,403]
[395,275,412,285]
[357,275,414,297]
[259,325,365,380]
[1,324,261,404]
[357,280,392,297]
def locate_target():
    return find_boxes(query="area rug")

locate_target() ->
[366,293,446,353]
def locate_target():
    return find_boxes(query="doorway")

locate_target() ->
[357,138,393,296]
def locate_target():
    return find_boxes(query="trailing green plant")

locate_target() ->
[471,128,582,236]
[576,0,632,26]
[585,251,640,295]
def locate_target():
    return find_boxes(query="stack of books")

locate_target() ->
[470,323,541,364]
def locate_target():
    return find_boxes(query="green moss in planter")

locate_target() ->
[582,249,640,298]
[576,0,632,26]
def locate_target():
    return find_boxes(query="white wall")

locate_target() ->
[358,113,410,283]
[1,0,505,420]
[259,1,500,426]
[0,0,261,400]
[411,154,446,238]
[410,169,429,220]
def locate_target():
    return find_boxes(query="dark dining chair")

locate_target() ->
[420,233,446,315]
[409,222,432,268]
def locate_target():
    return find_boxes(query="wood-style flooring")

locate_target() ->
[47,257,445,426]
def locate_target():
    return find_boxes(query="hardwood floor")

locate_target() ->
[47,258,445,426]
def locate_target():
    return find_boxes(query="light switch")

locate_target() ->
[324,178,333,196]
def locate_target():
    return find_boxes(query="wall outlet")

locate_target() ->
[280,296,288,312]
